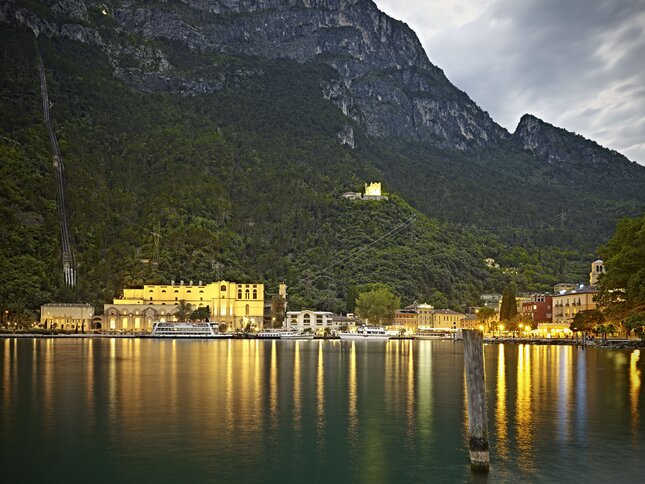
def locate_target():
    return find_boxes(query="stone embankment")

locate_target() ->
[484,337,644,349]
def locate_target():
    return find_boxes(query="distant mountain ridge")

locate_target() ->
[513,113,640,173]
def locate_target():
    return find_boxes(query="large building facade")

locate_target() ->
[40,303,94,331]
[104,280,264,331]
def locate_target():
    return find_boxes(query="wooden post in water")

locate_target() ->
[463,329,489,471]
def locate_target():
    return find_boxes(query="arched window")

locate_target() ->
[221,285,226,292]
[161,290,166,293]
[149,289,153,293]
[245,304,250,316]
[245,289,250,299]
[252,289,257,299]
[237,289,242,299]
[187,290,191,294]
[122,317,128,329]
[174,290,179,293]
[303,314,311,326]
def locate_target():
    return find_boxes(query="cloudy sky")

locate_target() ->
[376,0,645,164]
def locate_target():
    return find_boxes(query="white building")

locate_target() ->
[590,260,606,286]
[285,310,335,333]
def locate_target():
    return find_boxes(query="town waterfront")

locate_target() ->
[1,339,643,483]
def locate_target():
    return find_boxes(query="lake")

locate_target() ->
[1,338,643,483]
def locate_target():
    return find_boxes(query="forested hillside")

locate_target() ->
[1,0,642,320]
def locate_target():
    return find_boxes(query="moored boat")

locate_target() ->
[338,325,390,340]
[280,331,315,340]
[256,328,293,339]
[150,321,229,338]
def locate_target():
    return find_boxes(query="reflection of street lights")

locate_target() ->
[498,324,504,336]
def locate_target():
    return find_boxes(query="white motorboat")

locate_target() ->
[280,331,315,340]
[150,321,229,338]
[256,328,293,339]
[338,325,390,340]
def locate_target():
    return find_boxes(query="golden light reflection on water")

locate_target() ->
[556,346,573,443]
[417,341,432,445]
[293,341,301,433]
[270,340,278,427]
[496,344,508,459]
[2,339,10,416]
[316,340,325,447]
[108,338,117,423]
[516,344,534,471]
[348,341,358,442]
[225,339,234,432]
[406,340,414,440]
[630,349,641,442]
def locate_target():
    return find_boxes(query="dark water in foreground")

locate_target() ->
[1,339,643,483]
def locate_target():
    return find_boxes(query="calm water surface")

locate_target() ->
[1,339,643,483]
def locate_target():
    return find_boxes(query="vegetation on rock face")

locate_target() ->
[595,212,645,336]
[0,18,641,322]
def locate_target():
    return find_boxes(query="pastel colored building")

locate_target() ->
[285,310,335,333]
[104,280,264,331]
[40,303,94,331]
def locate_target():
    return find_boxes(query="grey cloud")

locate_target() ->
[375,0,645,164]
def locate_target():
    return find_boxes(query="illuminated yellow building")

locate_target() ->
[40,303,94,331]
[537,285,598,337]
[104,280,264,332]
[394,304,465,333]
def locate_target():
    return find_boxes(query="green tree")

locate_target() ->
[597,213,645,318]
[625,312,645,341]
[499,285,517,321]
[355,287,400,326]
[190,306,210,321]
[271,295,286,327]
[570,309,604,335]
[175,300,192,322]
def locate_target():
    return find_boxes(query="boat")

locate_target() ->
[338,325,390,340]
[280,331,315,340]
[150,321,229,338]
[256,328,294,339]
[415,328,460,340]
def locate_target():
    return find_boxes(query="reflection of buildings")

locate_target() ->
[104,280,264,331]
[40,303,94,331]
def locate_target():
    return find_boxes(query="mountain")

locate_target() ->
[2,0,508,150]
[1,0,644,318]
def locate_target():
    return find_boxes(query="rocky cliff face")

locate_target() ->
[513,113,638,174]
[1,0,508,150]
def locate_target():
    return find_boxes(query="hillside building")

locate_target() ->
[342,181,388,201]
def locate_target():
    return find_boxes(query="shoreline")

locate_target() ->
[1,333,642,348]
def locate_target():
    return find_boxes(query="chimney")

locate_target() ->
[180,280,184,286]
[199,280,202,286]
[171,279,175,285]
[189,280,193,286]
